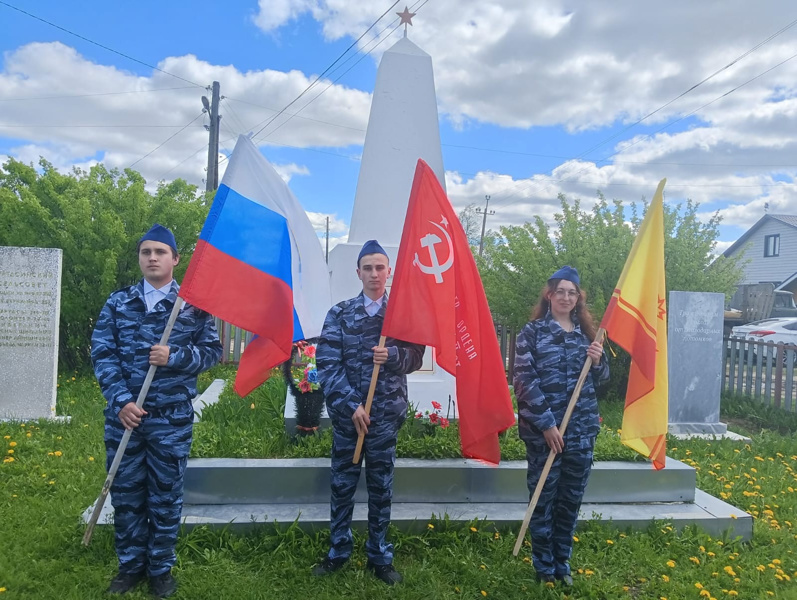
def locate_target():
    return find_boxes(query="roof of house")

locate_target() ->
[723,214,797,258]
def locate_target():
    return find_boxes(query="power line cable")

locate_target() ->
[0,86,197,102]
[573,17,797,161]
[253,0,430,144]
[487,19,797,209]
[0,1,204,88]
[488,48,797,211]
[128,111,204,169]
[250,0,403,140]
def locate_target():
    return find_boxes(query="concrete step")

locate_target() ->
[83,490,751,541]
[183,457,696,505]
[178,489,750,540]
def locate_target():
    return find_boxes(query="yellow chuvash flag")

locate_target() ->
[600,179,668,470]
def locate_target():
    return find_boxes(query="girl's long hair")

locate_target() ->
[530,279,599,342]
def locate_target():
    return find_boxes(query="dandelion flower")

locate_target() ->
[89,456,95,462]
[695,583,704,589]
[54,451,62,457]
[6,450,13,455]
[427,523,434,530]
[607,539,614,545]
[690,557,701,565]
[667,560,676,568]
[661,575,670,582]
[724,566,737,577]
[8,442,16,447]
[573,535,579,542]
[470,527,478,533]
[481,591,487,597]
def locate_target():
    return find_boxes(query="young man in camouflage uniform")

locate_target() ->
[312,239,425,585]
[91,224,222,598]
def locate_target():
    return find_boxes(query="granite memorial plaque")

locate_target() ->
[667,291,727,434]
[0,247,62,420]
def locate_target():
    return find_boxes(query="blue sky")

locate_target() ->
[2,0,797,251]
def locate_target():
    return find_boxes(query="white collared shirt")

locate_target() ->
[364,294,385,317]
[143,280,172,313]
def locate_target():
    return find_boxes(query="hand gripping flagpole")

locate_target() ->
[352,335,387,464]
[82,297,185,546]
[512,328,605,557]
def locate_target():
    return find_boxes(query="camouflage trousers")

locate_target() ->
[328,419,400,565]
[524,442,594,578]
[104,402,193,576]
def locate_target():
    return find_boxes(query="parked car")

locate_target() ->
[732,317,797,365]
[729,318,797,340]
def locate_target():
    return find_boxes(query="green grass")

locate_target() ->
[1,376,796,599]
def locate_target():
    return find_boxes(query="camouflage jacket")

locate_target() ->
[91,279,222,417]
[513,313,609,449]
[317,292,425,427]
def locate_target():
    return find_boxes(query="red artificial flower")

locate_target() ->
[303,345,316,358]
[299,380,312,393]
[440,418,450,429]
[429,413,439,424]
[431,401,442,411]
[415,412,423,419]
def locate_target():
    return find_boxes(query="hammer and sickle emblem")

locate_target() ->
[412,217,454,283]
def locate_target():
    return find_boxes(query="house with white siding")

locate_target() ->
[723,214,797,296]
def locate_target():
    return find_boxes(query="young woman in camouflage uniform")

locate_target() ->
[513,265,608,586]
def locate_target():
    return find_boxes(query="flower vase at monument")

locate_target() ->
[282,340,325,435]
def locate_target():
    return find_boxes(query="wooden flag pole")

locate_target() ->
[82,297,185,546]
[352,335,387,464]
[512,327,605,556]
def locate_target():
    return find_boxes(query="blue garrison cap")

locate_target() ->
[357,239,388,267]
[139,223,177,254]
[549,265,580,286]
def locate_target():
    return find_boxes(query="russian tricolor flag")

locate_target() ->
[180,135,331,396]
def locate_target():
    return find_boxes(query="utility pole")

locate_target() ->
[202,81,221,192]
[476,195,495,257]
[325,216,330,263]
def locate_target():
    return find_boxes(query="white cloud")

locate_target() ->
[252,0,317,32]
[0,41,370,188]
[273,162,310,183]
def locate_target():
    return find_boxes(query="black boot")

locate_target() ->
[149,571,178,598]
[107,571,146,594]
[367,562,403,585]
[311,556,348,576]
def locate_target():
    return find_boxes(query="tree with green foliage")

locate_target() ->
[479,192,743,396]
[481,192,742,329]
[0,158,211,370]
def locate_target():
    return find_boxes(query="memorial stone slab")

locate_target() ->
[0,247,62,420]
[667,291,727,435]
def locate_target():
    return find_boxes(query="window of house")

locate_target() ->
[764,234,780,257]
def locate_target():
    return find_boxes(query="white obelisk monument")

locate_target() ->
[327,13,457,416]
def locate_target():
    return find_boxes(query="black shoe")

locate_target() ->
[367,562,403,585]
[149,572,178,598]
[107,571,146,594]
[556,574,574,587]
[311,556,348,576]
[535,572,555,584]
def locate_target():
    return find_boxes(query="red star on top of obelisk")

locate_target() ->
[396,6,416,37]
